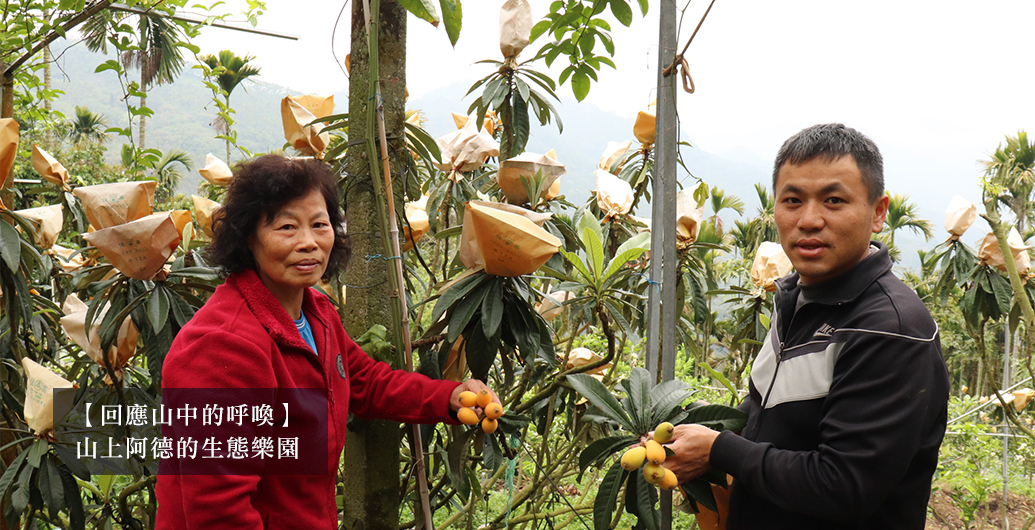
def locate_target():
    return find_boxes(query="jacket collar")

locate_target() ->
[774,241,893,307]
[227,268,321,353]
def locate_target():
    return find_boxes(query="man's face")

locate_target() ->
[774,155,888,285]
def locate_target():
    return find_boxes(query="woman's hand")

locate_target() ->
[449,379,501,413]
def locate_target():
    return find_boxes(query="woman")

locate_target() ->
[156,155,495,529]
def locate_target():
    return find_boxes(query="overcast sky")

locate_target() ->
[186,0,1035,245]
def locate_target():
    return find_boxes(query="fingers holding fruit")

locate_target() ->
[452,381,505,433]
[618,423,683,491]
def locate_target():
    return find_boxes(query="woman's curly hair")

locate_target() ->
[206,155,351,280]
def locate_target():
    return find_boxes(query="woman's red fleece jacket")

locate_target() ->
[155,269,459,529]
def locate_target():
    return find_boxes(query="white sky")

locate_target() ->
[187,0,1035,245]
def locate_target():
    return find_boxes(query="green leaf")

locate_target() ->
[439,0,463,46]
[571,71,591,101]
[57,463,85,530]
[27,438,49,469]
[609,0,633,25]
[579,435,636,476]
[0,448,29,500]
[481,279,504,339]
[147,285,171,333]
[604,232,650,279]
[682,477,718,512]
[634,470,660,530]
[399,0,440,26]
[448,283,489,344]
[432,272,490,323]
[593,461,627,530]
[512,93,530,155]
[38,456,63,520]
[567,374,635,432]
[697,362,739,401]
[648,379,693,427]
[529,19,551,43]
[405,121,443,163]
[625,367,652,433]
[0,220,20,271]
[682,403,747,433]
[11,465,32,514]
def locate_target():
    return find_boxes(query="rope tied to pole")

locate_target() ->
[661,0,717,94]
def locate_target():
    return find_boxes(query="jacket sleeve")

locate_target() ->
[709,331,946,523]
[162,329,280,530]
[341,331,461,424]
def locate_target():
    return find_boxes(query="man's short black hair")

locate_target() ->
[772,123,884,203]
[206,155,350,281]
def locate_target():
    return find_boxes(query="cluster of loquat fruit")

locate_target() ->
[620,422,679,490]
[458,389,504,433]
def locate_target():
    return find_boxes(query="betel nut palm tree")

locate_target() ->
[198,50,261,163]
[82,9,188,150]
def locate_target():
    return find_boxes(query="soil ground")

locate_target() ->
[927,489,1035,529]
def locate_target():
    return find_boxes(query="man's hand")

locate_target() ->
[662,424,720,483]
[449,379,501,413]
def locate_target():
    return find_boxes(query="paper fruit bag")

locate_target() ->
[459,201,560,277]
[22,358,74,436]
[596,170,634,219]
[435,117,500,178]
[537,289,574,321]
[634,110,656,146]
[14,204,63,248]
[0,118,17,191]
[191,195,222,238]
[83,212,183,280]
[402,195,430,252]
[168,209,194,240]
[599,140,632,173]
[47,244,86,273]
[450,111,497,135]
[751,242,793,292]
[945,195,977,238]
[74,181,156,229]
[288,95,334,119]
[675,188,704,244]
[60,294,139,380]
[978,228,1032,276]
[199,153,234,187]
[31,145,70,190]
[500,0,532,66]
[281,96,330,157]
[563,347,611,375]
[498,152,566,205]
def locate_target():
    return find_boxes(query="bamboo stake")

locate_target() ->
[358,0,434,528]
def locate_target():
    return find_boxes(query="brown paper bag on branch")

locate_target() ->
[60,294,139,382]
[83,212,183,280]
[451,111,497,135]
[459,201,560,276]
[47,244,86,273]
[598,140,632,173]
[288,95,334,119]
[435,118,500,180]
[74,181,156,229]
[537,289,575,321]
[0,118,17,191]
[563,347,612,375]
[500,0,532,67]
[168,210,194,240]
[676,188,704,244]
[596,169,633,219]
[281,96,330,157]
[22,358,74,437]
[14,204,63,249]
[402,195,430,252]
[199,153,234,187]
[31,145,71,190]
[751,242,793,293]
[944,195,977,238]
[498,152,566,205]
[633,110,656,146]
[978,228,1032,276]
[191,195,222,238]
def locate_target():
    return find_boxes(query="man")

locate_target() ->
[664,123,949,529]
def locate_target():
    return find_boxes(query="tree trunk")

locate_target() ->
[340,1,407,529]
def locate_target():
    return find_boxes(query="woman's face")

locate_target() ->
[248,188,335,307]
